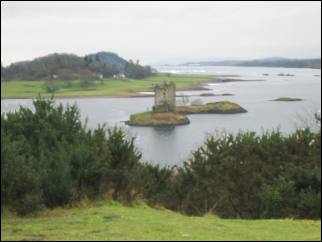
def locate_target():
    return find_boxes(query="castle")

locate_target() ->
[153,82,176,112]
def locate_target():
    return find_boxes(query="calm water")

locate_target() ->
[2,66,321,165]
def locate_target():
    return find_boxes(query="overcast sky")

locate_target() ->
[1,1,321,65]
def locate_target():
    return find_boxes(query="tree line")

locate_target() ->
[1,52,155,82]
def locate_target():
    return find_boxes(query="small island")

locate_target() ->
[271,97,303,102]
[176,101,248,114]
[126,82,248,126]
[214,78,265,83]
[200,93,234,97]
[277,73,295,77]
[126,111,190,126]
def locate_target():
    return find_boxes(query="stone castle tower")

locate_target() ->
[153,82,176,112]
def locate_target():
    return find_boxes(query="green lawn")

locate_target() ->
[1,74,214,99]
[1,201,320,241]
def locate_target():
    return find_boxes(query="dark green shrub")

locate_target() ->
[177,128,321,219]
[106,128,141,201]
[131,163,174,206]
[1,98,140,214]
[1,132,43,215]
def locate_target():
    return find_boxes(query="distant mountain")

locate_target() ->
[85,52,128,69]
[182,58,321,69]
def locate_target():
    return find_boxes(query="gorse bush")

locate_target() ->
[1,98,320,219]
[1,97,141,215]
[171,129,321,219]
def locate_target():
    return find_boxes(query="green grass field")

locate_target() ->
[1,201,321,241]
[1,74,214,99]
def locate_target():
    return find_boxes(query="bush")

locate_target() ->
[1,131,43,215]
[174,128,321,218]
[1,97,141,214]
[106,128,141,201]
[130,163,174,206]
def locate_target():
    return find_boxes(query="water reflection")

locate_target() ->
[152,126,176,135]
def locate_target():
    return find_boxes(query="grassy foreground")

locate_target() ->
[1,74,213,99]
[1,201,320,241]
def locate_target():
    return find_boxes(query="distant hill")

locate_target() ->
[1,52,154,81]
[2,53,91,81]
[182,57,321,69]
[85,52,128,69]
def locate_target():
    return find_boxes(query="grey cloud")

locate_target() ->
[1,1,321,65]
